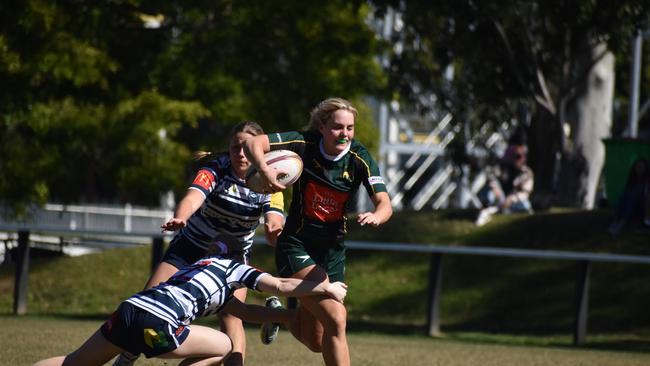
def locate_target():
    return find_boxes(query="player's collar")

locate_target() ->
[319,139,350,162]
[229,166,246,182]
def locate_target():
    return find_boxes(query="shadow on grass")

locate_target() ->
[348,318,650,354]
[2,311,649,354]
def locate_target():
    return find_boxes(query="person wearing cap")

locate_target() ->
[113,121,285,366]
[33,244,348,366]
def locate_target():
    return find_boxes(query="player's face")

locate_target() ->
[319,109,355,156]
[230,132,254,179]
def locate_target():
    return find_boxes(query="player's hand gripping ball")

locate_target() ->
[245,150,303,193]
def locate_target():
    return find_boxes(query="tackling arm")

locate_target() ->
[222,297,296,324]
[256,275,347,303]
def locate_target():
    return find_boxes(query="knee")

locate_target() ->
[322,302,347,333]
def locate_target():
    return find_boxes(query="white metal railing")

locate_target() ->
[0,203,173,234]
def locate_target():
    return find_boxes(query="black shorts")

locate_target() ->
[100,302,190,358]
[162,235,252,269]
[275,233,346,282]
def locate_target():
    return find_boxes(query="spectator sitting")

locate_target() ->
[476,143,534,226]
[608,157,650,236]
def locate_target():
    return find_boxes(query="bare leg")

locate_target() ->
[145,261,179,289]
[300,296,349,366]
[219,288,248,366]
[160,325,232,366]
[290,265,350,366]
[288,303,324,352]
[33,329,123,366]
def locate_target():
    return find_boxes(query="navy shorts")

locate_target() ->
[100,302,190,358]
[162,235,252,269]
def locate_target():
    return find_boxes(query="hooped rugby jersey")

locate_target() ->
[125,257,267,328]
[268,130,387,238]
[179,154,284,252]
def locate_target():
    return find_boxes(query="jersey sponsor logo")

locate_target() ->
[193,170,215,191]
[342,170,352,182]
[295,255,311,263]
[304,181,349,222]
[200,206,258,228]
[368,176,384,185]
[174,325,186,337]
[143,328,169,349]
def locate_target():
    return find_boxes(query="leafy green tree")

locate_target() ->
[372,0,648,208]
[0,0,208,216]
[149,0,386,146]
[0,0,385,217]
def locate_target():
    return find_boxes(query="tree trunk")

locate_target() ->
[529,107,563,210]
[557,42,614,208]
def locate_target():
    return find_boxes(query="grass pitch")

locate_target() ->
[2,315,649,366]
[1,209,650,364]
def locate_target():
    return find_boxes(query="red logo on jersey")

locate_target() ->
[192,170,215,191]
[175,325,186,336]
[304,181,349,222]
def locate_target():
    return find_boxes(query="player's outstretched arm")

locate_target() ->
[257,275,347,303]
[161,189,205,231]
[222,297,296,324]
[357,191,392,227]
[263,207,284,247]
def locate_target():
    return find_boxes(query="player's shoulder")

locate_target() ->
[200,154,231,172]
[275,130,321,142]
[348,140,374,162]
[302,130,321,143]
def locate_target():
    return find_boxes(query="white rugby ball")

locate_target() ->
[245,150,303,193]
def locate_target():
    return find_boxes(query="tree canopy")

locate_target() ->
[0,0,385,216]
[372,0,649,208]
[2,0,648,216]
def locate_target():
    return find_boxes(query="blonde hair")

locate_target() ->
[193,121,264,160]
[307,97,358,131]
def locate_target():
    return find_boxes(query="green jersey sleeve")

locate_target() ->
[267,131,311,155]
[350,143,388,197]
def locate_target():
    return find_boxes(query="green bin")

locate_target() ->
[603,138,650,207]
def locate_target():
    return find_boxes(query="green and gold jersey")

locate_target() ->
[268,130,387,239]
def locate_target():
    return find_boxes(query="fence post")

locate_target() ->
[426,253,443,337]
[13,230,30,315]
[573,260,591,345]
[151,236,165,274]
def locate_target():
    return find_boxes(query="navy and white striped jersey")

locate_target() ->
[179,154,284,252]
[125,257,267,328]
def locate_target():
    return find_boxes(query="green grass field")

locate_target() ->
[2,316,650,366]
[1,209,650,365]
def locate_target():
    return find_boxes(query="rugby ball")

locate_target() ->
[245,150,303,193]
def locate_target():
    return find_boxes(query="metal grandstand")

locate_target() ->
[365,8,510,212]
